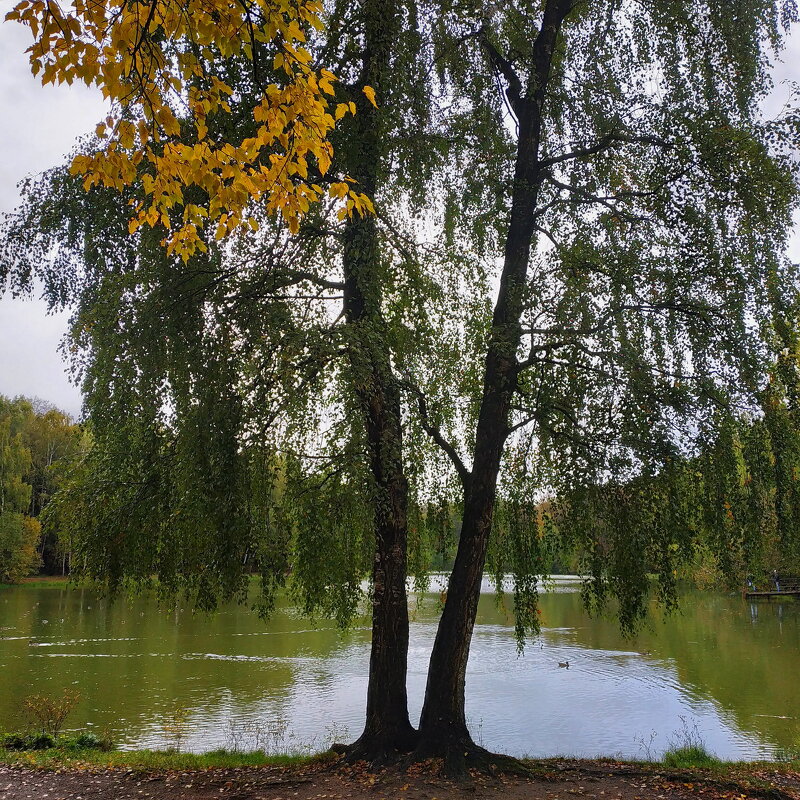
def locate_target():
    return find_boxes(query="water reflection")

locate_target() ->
[1,583,797,759]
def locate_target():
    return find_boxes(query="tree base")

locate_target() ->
[410,730,537,780]
[331,726,538,780]
[331,724,419,767]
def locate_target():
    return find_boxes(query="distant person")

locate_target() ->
[772,570,781,591]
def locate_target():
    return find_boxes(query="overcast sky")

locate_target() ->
[0,19,799,420]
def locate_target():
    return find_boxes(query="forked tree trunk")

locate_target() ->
[416,0,573,770]
[339,0,416,760]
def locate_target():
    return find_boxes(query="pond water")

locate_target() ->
[0,580,797,760]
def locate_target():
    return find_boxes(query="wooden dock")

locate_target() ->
[744,589,800,598]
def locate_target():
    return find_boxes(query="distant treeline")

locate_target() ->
[3,390,798,595]
[0,395,87,581]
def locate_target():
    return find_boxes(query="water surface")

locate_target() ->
[1,581,797,759]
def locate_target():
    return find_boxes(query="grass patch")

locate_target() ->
[662,744,720,769]
[0,746,327,771]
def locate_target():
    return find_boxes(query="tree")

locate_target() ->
[4,0,800,774]
[0,396,85,577]
[0,397,41,582]
[24,403,85,573]
[403,0,800,770]
[3,0,442,760]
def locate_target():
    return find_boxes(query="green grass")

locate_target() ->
[3,747,798,776]
[662,744,720,769]
[0,746,326,770]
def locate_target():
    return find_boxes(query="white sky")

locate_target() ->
[0,23,106,418]
[0,19,798,421]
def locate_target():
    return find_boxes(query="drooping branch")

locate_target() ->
[400,377,472,493]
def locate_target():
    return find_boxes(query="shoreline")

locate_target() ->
[1,750,799,800]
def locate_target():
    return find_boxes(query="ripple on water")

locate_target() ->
[181,652,319,665]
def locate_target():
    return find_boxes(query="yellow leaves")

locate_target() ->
[117,120,135,150]
[333,185,376,221]
[335,102,356,121]
[362,85,378,108]
[10,0,376,259]
[329,182,350,200]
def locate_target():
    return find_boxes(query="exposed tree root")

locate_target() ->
[408,735,541,780]
[330,727,419,768]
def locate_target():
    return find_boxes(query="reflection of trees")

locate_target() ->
[472,589,800,752]
[0,586,371,744]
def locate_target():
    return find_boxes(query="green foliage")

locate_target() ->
[0,513,40,583]
[1,732,55,751]
[70,732,114,751]
[0,397,33,514]
[0,396,39,582]
[0,395,84,579]
[662,718,720,768]
[0,731,113,752]
[0,745,320,770]
[662,745,720,769]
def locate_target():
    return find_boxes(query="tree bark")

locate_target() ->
[339,0,416,761]
[416,0,573,769]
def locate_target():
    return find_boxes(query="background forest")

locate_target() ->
[0,395,85,582]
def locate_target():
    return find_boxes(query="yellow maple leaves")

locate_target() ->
[7,0,377,259]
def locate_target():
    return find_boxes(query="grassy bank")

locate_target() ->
[0,746,323,770]
[1,746,797,774]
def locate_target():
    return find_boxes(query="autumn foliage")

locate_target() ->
[7,0,376,258]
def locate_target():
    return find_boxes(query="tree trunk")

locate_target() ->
[342,213,416,759]
[338,0,416,761]
[416,0,573,770]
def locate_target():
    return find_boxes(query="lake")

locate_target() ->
[1,579,797,760]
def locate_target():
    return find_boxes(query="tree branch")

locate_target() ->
[539,132,672,169]
[480,29,524,116]
[400,376,472,491]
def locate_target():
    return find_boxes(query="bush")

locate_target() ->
[1,733,27,751]
[22,689,80,738]
[1,732,55,751]
[1,730,114,752]
[68,732,114,751]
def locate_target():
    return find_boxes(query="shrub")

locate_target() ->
[1,733,27,751]
[1,730,114,752]
[1,732,55,751]
[69,732,114,751]
[22,689,80,738]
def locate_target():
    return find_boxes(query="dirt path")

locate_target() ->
[1,759,798,800]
